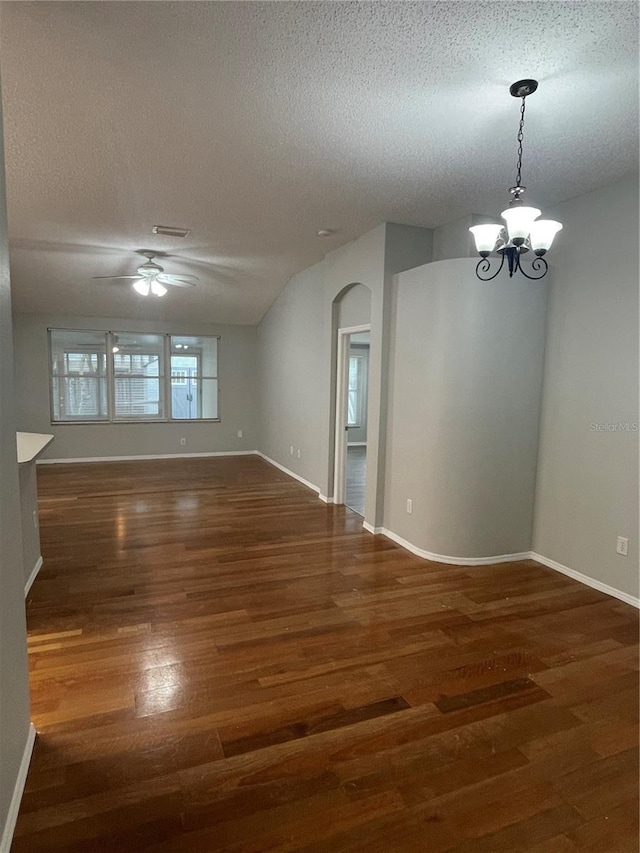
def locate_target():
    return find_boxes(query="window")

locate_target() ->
[49,329,219,423]
[113,333,165,420]
[170,335,218,420]
[50,330,109,421]
[347,355,365,427]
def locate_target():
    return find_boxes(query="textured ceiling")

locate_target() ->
[0,1,637,325]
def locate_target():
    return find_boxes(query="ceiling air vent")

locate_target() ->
[152,225,191,238]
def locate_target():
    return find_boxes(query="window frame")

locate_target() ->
[48,329,220,425]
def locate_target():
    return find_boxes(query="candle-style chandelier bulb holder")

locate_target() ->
[470,79,562,281]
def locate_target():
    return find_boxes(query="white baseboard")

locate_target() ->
[364,525,530,566]
[318,494,334,504]
[24,556,43,597]
[37,450,257,464]
[382,528,531,566]
[0,723,36,853]
[529,551,639,609]
[361,525,639,607]
[255,452,321,496]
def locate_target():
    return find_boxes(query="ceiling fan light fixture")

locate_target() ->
[94,252,199,295]
[133,279,151,296]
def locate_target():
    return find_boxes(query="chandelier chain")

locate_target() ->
[515,96,526,189]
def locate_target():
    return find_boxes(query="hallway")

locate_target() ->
[345,444,366,516]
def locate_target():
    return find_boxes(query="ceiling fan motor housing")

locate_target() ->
[137,260,164,277]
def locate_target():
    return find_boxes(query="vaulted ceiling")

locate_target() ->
[0,1,637,324]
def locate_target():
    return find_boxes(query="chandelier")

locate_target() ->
[469,79,562,281]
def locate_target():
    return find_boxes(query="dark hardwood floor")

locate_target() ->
[13,456,639,851]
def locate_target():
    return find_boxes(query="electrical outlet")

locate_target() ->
[180,437,186,446]
[32,510,38,530]
[237,430,243,438]
[290,446,294,456]
[406,498,413,514]
[297,449,301,459]
[616,536,629,556]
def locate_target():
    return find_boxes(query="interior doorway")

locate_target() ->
[334,325,370,517]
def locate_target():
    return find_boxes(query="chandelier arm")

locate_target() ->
[475,253,505,282]
[516,255,549,280]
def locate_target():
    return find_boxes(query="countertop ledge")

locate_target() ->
[17,432,54,464]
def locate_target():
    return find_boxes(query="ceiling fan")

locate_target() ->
[92,251,199,298]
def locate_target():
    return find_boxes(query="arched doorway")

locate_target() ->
[331,284,372,519]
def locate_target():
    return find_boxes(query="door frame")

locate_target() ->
[333,324,371,507]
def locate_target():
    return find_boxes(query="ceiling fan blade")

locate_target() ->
[92,275,141,281]
[157,275,198,289]
[159,273,199,282]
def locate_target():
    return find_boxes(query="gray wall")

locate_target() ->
[324,226,387,521]
[376,224,435,524]
[533,178,639,598]
[257,223,433,524]
[258,228,389,509]
[258,259,326,487]
[19,463,41,586]
[0,76,31,848]
[432,213,494,262]
[385,257,547,558]
[13,314,259,460]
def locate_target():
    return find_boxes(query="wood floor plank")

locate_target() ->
[13,456,639,851]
